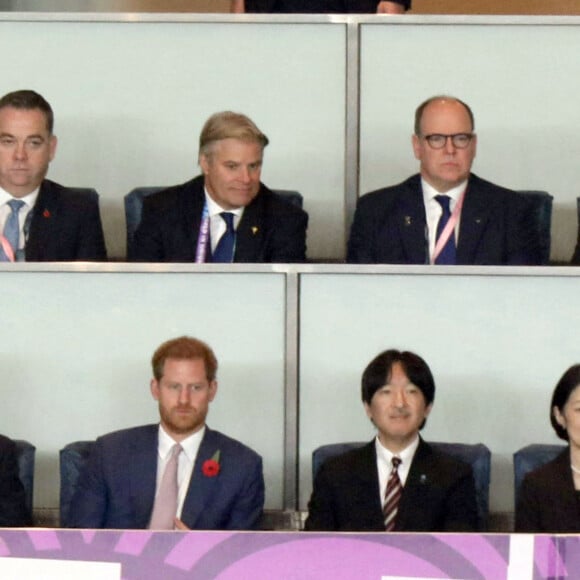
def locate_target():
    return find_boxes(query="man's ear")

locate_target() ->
[150,379,160,401]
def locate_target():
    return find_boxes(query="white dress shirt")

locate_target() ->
[375,435,420,509]
[421,178,467,262]
[155,424,205,519]
[0,187,39,251]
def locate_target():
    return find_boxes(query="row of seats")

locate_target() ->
[93,187,556,262]
[13,439,565,529]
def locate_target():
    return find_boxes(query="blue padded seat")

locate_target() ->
[312,441,491,531]
[14,439,35,518]
[59,440,95,527]
[517,190,553,265]
[124,186,303,259]
[513,443,565,506]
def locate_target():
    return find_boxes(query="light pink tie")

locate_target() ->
[149,443,182,530]
[383,456,402,531]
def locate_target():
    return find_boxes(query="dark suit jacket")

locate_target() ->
[24,179,107,261]
[0,434,31,527]
[347,173,538,265]
[516,448,580,533]
[68,425,264,530]
[244,0,410,12]
[131,176,308,263]
[305,438,478,532]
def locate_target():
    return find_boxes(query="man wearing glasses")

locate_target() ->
[348,95,538,265]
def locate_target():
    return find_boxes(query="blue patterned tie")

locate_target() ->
[2,199,25,262]
[434,195,456,265]
[212,212,236,263]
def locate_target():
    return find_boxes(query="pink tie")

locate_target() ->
[149,443,182,530]
[383,456,402,531]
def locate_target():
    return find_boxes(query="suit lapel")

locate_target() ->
[235,189,266,262]
[130,426,159,527]
[25,180,58,260]
[396,438,432,530]
[180,427,221,528]
[183,179,207,261]
[397,177,428,264]
[456,176,492,264]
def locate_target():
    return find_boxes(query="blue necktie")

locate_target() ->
[1,199,25,262]
[434,195,456,265]
[212,212,236,263]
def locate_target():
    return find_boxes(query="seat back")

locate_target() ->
[517,190,553,265]
[124,186,304,259]
[59,440,95,527]
[513,443,565,505]
[312,440,491,530]
[14,439,36,518]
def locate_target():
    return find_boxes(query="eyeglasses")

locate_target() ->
[422,133,474,150]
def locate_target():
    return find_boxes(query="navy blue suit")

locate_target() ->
[347,173,539,265]
[131,176,308,263]
[0,435,31,527]
[25,179,107,261]
[305,439,478,532]
[68,425,264,530]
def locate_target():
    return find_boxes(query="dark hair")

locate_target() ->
[151,336,218,382]
[414,95,474,136]
[362,349,435,405]
[550,364,580,441]
[0,90,54,133]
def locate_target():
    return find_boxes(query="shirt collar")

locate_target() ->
[204,188,244,219]
[158,424,206,462]
[421,178,468,204]
[374,434,420,467]
[0,186,39,209]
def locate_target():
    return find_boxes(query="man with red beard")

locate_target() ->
[68,336,264,530]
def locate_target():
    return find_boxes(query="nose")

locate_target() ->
[13,142,27,161]
[178,385,191,404]
[239,166,251,183]
[444,136,456,154]
[393,388,407,408]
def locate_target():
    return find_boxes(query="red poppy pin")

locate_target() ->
[43,209,51,218]
[202,450,221,477]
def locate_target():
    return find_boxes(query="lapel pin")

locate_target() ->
[475,218,482,224]
[404,216,412,226]
[251,226,259,235]
[420,474,427,484]
[43,209,51,218]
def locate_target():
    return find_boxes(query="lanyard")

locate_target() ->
[431,188,466,265]
[194,202,210,263]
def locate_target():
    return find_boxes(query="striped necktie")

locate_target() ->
[383,456,402,531]
[434,195,457,265]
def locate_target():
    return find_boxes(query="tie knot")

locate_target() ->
[7,199,25,213]
[434,195,452,214]
[391,456,402,469]
[170,443,183,459]
[220,212,235,231]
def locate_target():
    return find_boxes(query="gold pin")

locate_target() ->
[251,226,259,235]
[404,216,412,226]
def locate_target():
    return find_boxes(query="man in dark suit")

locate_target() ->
[131,111,308,263]
[348,96,538,265]
[232,0,410,13]
[305,349,478,532]
[68,336,264,530]
[0,434,31,527]
[0,90,107,261]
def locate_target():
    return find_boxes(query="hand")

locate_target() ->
[174,517,190,531]
[376,1,406,14]
[230,0,245,13]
